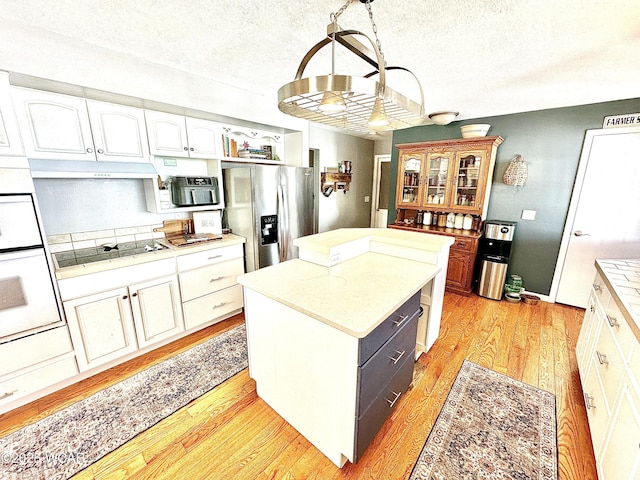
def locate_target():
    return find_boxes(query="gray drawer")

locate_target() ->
[358,290,421,365]
[357,311,418,415]
[354,350,415,462]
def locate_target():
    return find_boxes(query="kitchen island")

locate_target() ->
[237,228,452,467]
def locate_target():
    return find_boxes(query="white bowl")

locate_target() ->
[460,124,491,138]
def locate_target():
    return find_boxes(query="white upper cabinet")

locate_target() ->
[86,100,150,162]
[145,110,218,159]
[11,87,149,162]
[0,73,24,156]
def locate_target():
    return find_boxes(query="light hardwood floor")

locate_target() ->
[0,293,598,479]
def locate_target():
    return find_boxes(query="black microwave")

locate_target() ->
[170,176,220,206]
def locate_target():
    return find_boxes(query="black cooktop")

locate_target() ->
[54,240,168,268]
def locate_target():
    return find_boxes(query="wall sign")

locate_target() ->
[603,113,640,128]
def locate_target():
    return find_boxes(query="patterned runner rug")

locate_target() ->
[409,360,557,480]
[0,324,248,480]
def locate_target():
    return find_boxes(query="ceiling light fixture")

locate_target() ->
[428,111,460,126]
[277,0,425,134]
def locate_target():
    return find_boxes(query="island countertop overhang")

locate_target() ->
[238,228,452,338]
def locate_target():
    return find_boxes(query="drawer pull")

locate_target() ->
[211,301,228,310]
[386,391,402,408]
[584,393,595,410]
[589,305,595,313]
[209,276,225,282]
[0,390,17,400]
[606,315,620,328]
[388,350,406,365]
[393,315,409,327]
[596,350,609,366]
[208,255,223,261]
[592,284,602,291]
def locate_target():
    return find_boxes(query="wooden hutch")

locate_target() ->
[390,136,503,295]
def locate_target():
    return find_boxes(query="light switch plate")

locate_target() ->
[521,209,536,220]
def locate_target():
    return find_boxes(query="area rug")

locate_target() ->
[0,324,248,480]
[409,360,557,480]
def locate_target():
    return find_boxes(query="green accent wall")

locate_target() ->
[389,98,640,296]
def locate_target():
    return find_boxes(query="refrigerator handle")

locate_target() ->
[277,184,288,262]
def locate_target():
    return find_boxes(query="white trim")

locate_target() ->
[370,154,391,227]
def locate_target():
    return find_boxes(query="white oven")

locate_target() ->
[0,194,62,340]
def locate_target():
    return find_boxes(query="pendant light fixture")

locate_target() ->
[277,0,425,135]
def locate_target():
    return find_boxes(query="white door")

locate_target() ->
[86,100,150,162]
[145,110,189,157]
[370,154,391,228]
[129,275,184,348]
[11,87,95,161]
[554,127,640,307]
[64,287,138,371]
[186,117,219,159]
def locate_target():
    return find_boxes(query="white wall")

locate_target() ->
[310,126,374,232]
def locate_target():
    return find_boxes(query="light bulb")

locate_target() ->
[318,91,347,113]
[368,98,389,127]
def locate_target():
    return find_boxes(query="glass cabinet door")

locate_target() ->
[425,152,453,207]
[452,150,485,210]
[398,152,424,206]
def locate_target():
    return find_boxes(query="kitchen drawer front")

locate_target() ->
[450,236,476,253]
[182,284,243,330]
[176,244,243,272]
[354,350,414,462]
[179,258,244,302]
[358,290,420,365]
[603,299,634,361]
[357,312,418,415]
[0,326,73,377]
[0,355,77,405]
[594,320,626,413]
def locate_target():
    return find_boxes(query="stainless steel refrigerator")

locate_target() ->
[223,164,315,272]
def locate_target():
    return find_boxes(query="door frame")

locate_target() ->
[549,125,640,303]
[370,154,391,227]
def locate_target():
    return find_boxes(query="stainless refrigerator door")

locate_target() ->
[252,165,281,270]
[279,166,314,262]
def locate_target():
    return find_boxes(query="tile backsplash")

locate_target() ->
[47,224,165,253]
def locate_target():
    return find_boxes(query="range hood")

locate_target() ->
[28,159,159,179]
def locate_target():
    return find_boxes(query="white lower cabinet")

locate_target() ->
[64,274,184,371]
[178,244,245,330]
[577,268,640,479]
[64,287,139,371]
[129,275,184,348]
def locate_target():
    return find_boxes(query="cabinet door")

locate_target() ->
[11,87,95,160]
[86,100,150,162]
[396,150,425,207]
[129,275,184,348]
[446,248,472,293]
[185,117,218,159]
[450,148,489,213]
[576,292,600,380]
[64,287,138,371]
[0,73,24,156]
[145,110,189,157]
[583,355,610,456]
[598,385,640,480]
[424,151,453,208]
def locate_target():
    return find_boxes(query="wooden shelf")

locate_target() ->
[321,172,352,194]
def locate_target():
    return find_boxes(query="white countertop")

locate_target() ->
[595,258,640,341]
[53,233,246,279]
[239,228,451,337]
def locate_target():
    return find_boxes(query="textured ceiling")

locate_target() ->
[2,0,640,128]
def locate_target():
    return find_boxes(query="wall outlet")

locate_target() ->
[521,209,536,220]
[364,195,370,203]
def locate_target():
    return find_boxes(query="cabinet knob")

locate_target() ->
[183,146,189,151]
[592,283,602,291]
[131,292,138,297]
[86,147,94,153]
[189,147,194,151]
[97,148,104,154]
[122,295,128,300]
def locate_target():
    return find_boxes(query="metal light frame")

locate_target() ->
[277,8,425,135]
